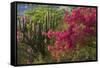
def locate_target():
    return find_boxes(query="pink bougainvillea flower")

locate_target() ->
[82,27,95,36]
[48,45,53,51]
[46,29,54,38]
[54,40,60,46]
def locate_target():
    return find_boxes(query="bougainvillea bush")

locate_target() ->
[17,3,97,64]
[43,7,97,62]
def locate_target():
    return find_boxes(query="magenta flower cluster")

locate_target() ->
[42,7,96,61]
